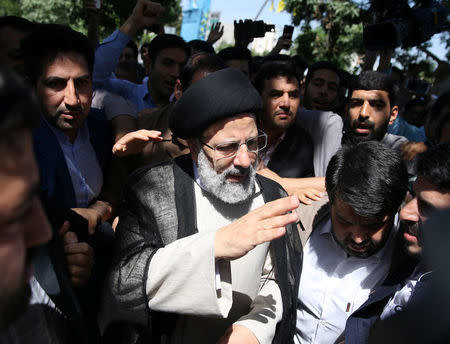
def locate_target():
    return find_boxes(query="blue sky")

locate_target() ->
[181,0,448,61]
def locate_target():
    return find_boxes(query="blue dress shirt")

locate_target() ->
[93,30,156,112]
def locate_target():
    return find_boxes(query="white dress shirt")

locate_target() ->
[47,121,103,207]
[295,219,397,344]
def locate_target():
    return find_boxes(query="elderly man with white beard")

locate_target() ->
[101,68,302,344]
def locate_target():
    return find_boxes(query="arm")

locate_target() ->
[257,167,325,205]
[93,0,164,83]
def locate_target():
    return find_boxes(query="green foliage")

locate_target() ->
[284,0,449,74]
[1,0,181,41]
[285,0,364,70]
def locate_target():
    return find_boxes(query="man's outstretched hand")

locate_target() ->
[112,129,163,157]
[214,196,299,260]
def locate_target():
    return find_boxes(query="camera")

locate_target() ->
[234,19,275,39]
[363,0,449,50]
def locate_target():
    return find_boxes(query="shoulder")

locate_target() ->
[382,133,408,150]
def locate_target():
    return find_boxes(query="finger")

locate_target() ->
[255,227,286,245]
[304,191,321,201]
[255,196,299,219]
[63,231,78,245]
[64,242,94,256]
[299,195,312,205]
[67,265,92,281]
[58,221,71,236]
[65,253,94,268]
[259,211,298,230]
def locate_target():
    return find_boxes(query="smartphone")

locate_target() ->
[283,25,294,40]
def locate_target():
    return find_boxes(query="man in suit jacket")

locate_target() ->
[102,68,303,344]
[344,143,450,344]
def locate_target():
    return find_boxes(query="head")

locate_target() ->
[292,55,308,84]
[0,16,35,76]
[254,63,300,138]
[119,40,138,62]
[176,52,226,97]
[345,71,398,143]
[303,61,340,111]
[0,66,52,328]
[400,144,450,258]
[146,34,190,103]
[140,42,151,74]
[115,60,145,84]
[22,24,94,143]
[218,47,252,78]
[326,141,408,258]
[403,97,427,128]
[170,68,263,204]
[188,39,215,55]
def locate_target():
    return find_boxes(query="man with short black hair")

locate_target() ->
[218,46,253,78]
[303,61,340,112]
[93,0,190,111]
[254,62,314,178]
[294,141,408,343]
[345,143,450,344]
[0,16,35,76]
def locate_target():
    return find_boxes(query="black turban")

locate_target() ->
[169,68,262,139]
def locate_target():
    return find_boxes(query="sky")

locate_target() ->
[181,0,448,61]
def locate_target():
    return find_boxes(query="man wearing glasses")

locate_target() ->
[101,68,302,344]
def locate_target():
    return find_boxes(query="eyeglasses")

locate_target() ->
[199,131,267,160]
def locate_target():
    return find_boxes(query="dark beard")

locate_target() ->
[344,118,389,144]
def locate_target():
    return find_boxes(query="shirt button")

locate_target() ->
[320,320,326,325]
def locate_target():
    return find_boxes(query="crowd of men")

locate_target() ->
[0,0,449,343]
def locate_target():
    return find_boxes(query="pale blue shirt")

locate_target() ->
[93,30,156,112]
[388,116,426,142]
[47,121,103,208]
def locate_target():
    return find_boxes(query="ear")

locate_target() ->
[174,79,183,100]
[389,105,399,125]
[187,139,199,164]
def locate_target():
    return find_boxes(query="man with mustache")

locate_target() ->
[254,62,314,179]
[294,141,408,344]
[344,143,450,344]
[102,68,302,344]
[343,71,407,150]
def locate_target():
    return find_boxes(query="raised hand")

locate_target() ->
[207,22,224,45]
[214,196,299,260]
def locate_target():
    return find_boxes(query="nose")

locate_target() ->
[23,198,52,248]
[280,92,290,110]
[359,100,370,120]
[400,197,420,223]
[64,79,80,108]
[349,227,368,244]
[233,144,252,169]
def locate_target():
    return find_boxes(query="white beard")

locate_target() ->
[196,148,256,205]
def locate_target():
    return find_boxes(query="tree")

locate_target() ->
[2,0,182,40]
[283,0,449,74]
[285,0,365,71]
